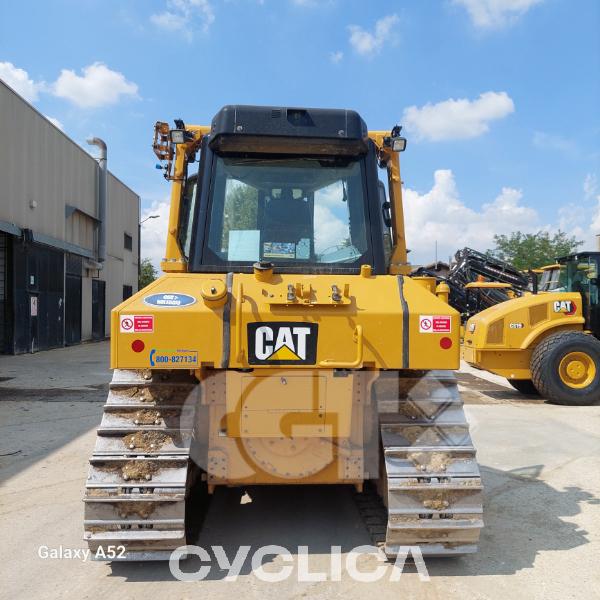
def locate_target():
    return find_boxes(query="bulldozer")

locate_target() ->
[84,105,483,561]
[463,251,600,404]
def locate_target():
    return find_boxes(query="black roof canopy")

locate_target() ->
[209,105,369,156]
[557,251,600,262]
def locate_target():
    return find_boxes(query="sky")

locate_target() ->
[1,0,599,267]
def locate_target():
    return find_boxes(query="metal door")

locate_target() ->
[92,279,106,340]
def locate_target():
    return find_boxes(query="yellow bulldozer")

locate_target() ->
[84,106,483,560]
[463,252,600,404]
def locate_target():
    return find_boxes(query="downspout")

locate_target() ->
[86,137,107,264]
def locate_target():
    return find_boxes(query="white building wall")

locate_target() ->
[0,78,140,346]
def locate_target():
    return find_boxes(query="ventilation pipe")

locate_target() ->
[86,137,107,263]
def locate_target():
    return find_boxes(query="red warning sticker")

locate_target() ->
[120,315,154,333]
[419,315,451,333]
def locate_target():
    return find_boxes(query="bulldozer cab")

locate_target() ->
[176,106,393,276]
[559,252,600,336]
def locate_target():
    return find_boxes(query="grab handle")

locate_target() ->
[319,325,363,368]
[235,282,244,362]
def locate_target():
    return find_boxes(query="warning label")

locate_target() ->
[120,315,154,333]
[419,315,451,334]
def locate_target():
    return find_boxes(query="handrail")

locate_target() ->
[235,282,244,362]
[319,325,363,368]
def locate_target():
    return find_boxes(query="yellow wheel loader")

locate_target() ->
[84,106,483,560]
[463,252,600,404]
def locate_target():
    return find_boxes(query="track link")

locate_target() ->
[369,370,483,558]
[83,369,199,561]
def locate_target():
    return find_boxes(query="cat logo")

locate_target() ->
[247,322,318,365]
[553,300,577,316]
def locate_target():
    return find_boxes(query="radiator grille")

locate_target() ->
[486,319,505,345]
[529,304,548,326]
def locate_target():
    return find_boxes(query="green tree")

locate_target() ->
[139,258,158,289]
[221,183,258,251]
[488,230,584,270]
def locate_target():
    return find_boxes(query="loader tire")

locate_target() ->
[507,379,539,396]
[531,332,600,406]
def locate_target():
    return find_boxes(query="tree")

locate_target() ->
[139,258,158,289]
[222,183,258,252]
[488,230,584,270]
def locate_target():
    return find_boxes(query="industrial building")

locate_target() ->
[0,79,140,354]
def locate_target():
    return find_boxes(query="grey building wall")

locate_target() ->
[0,79,139,352]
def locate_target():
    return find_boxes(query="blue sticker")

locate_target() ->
[143,293,196,308]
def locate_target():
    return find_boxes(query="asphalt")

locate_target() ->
[0,341,599,600]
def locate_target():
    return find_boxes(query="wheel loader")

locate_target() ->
[463,251,600,404]
[84,105,483,560]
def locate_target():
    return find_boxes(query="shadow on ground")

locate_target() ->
[0,388,105,483]
[109,463,595,582]
[457,372,545,404]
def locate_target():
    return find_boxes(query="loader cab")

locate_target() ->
[559,252,600,336]
[180,106,392,275]
[538,263,566,292]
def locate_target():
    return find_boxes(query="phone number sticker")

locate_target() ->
[149,349,198,366]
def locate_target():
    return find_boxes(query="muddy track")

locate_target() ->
[83,369,204,560]
[357,370,484,558]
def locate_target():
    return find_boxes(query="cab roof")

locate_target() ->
[557,251,600,263]
[209,105,369,156]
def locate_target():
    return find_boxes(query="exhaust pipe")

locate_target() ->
[87,137,107,263]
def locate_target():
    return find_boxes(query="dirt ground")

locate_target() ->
[1,341,599,600]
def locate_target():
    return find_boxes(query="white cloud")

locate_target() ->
[151,0,215,39]
[583,173,598,201]
[314,204,349,254]
[591,200,600,237]
[150,11,187,31]
[453,0,544,29]
[329,51,343,64]
[348,14,398,57]
[404,169,541,263]
[140,201,170,271]
[0,61,44,102]
[46,116,63,130]
[52,62,138,108]
[532,131,577,156]
[402,91,514,142]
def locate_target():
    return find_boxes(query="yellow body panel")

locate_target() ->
[225,369,352,438]
[112,272,460,372]
[462,292,585,379]
[199,368,375,485]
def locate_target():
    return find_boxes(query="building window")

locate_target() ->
[124,233,133,251]
[123,285,133,301]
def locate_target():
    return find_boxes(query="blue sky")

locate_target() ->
[1,0,599,266]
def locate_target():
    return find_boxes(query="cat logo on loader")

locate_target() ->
[553,300,576,315]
